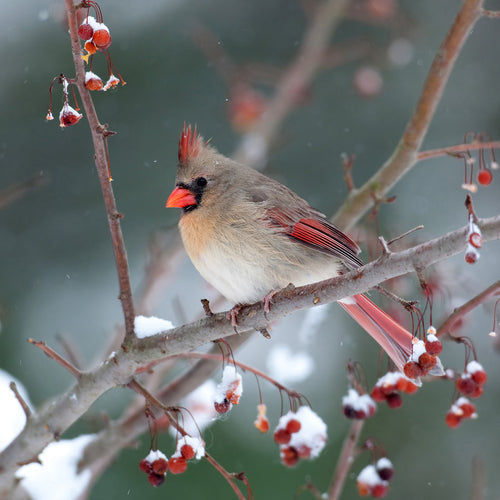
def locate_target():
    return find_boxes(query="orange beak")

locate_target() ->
[166,186,197,208]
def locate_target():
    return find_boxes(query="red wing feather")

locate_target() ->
[266,209,363,268]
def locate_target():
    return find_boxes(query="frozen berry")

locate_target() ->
[168,456,187,474]
[274,428,291,444]
[148,472,165,487]
[386,392,402,409]
[445,411,461,428]
[78,23,94,41]
[180,444,195,460]
[152,458,168,475]
[214,398,231,414]
[281,446,299,467]
[404,361,422,379]
[286,418,301,434]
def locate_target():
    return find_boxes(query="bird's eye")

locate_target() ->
[196,177,207,187]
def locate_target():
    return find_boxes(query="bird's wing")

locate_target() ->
[264,207,363,269]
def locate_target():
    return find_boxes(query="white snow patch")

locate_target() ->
[134,315,173,338]
[267,344,314,385]
[16,434,96,500]
[214,366,242,406]
[0,370,33,452]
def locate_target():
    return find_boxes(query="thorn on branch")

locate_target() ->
[28,339,82,379]
[387,225,424,246]
[341,153,356,191]
[377,236,391,256]
[9,382,32,419]
[201,298,213,317]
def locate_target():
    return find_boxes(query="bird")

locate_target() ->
[166,124,415,372]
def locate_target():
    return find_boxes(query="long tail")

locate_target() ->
[338,294,414,372]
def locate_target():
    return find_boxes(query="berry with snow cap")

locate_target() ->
[445,397,478,428]
[214,366,243,414]
[342,388,377,420]
[274,407,327,467]
[254,403,270,433]
[139,449,168,487]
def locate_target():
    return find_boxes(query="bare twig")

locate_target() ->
[417,140,500,161]
[437,280,500,338]
[9,382,31,419]
[28,339,81,379]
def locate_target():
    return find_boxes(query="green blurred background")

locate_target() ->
[1,0,500,498]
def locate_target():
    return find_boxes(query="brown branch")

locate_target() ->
[64,0,135,343]
[9,383,32,420]
[417,140,500,161]
[233,0,351,166]
[327,420,364,500]
[28,339,81,379]
[437,280,500,338]
[204,453,248,500]
[332,0,485,230]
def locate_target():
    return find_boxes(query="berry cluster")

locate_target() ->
[213,365,243,414]
[445,397,477,428]
[357,457,395,498]
[460,132,497,192]
[464,215,482,264]
[139,436,205,487]
[403,326,443,379]
[273,407,327,467]
[370,371,418,409]
[456,360,487,398]
[342,388,377,419]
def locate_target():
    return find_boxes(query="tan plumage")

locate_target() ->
[166,125,416,372]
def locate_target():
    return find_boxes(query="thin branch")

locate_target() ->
[28,339,82,379]
[417,140,500,161]
[9,383,31,419]
[332,0,485,230]
[204,453,247,500]
[64,0,135,343]
[437,280,500,338]
[327,420,364,500]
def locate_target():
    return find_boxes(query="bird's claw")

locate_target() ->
[227,304,243,333]
[262,290,278,320]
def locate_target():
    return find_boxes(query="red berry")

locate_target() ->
[168,457,187,474]
[180,444,195,460]
[470,384,484,398]
[286,418,302,434]
[404,381,419,394]
[343,405,366,420]
[386,392,403,409]
[274,428,291,444]
[471,370,487,385]
[85,77,103,91]
[459,401,476,418]
[477,169,493,185]
[93,29,112,49]
[445,411,462,428]
[214,398,231,414]
[456,376,477,395]
[296,445,312,459]
[147,472,165,487]
[395,377,408,392]
[465,250,479,264]
[371,386,386,402]
[425,339,443,355]
[78,23,94,40]
[281,446,299,467]
[372,483,389,498]
[418,352,437,372]
[139,458,152,473]
[469,232,483,249]
[377,466,394,482]
[357,482,370,496]
[404,361,422,379]
[152,458,168,475]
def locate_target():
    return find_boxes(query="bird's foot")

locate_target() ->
[262,290,278,319]
[226,304,244,333]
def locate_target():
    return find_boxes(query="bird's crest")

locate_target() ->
[178,123,202,163]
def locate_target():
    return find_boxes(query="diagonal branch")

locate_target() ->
[332,0,485,230]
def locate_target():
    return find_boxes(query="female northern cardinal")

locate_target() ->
[166,125,414,372]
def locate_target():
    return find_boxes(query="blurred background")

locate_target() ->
[1,0,500,498]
